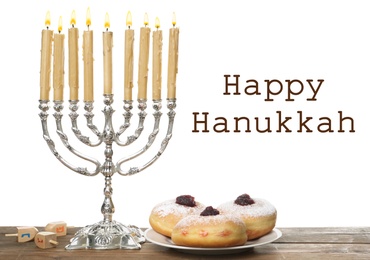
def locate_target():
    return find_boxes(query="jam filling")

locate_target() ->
[200,206,220,216]
[234,193,255,206]
[176,195,196,207]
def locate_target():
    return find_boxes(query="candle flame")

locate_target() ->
[155,17,160,29]
[86,7,91,27]
[144,13,149,26]
[172,12,176,26]
[105,12,110,29]
[58,16,63,32]
[45,11,51,27]
[126,11,132,27]
[70,10,76,26]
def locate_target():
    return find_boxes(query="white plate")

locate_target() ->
[144,228,282,255]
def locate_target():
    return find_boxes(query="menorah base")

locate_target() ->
[65,220,145,250]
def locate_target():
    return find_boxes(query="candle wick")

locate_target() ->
[46,26,49,30]
[106,27,108,32]
[72,24,75,28]
[128,25,131,29]
[59,30,61,33]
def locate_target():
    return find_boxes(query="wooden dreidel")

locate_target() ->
[45,221,69,237]
[34,232,59,249]
[5,226,39,242]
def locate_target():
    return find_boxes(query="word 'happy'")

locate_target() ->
[223,75,324,101]
[191,75,355,133]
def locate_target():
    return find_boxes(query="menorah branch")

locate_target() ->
[114,99,147,146]
[69,100,103,147]
[116,99,175,176]
[39,100,101,176]
[115,100,133,137]
[115,100,162,175]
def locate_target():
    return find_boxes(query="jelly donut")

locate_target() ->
[218,194,277,240]
[149,195,204,237]
[171,206,247,248]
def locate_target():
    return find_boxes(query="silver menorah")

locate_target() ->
[38,95,176,249]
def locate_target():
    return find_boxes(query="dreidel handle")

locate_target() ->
[49,240,59,245]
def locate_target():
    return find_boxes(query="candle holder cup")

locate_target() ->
[38,95,176,249]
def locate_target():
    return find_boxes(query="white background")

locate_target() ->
[1,0,369,229]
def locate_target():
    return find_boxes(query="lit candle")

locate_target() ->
[103,12,113,95]
[124,11,134,101]
[83,7,94,102]
[40,11,53,101]
[68,10,79,101]
[167,12,179,99]
[53,16,65,101]
[137,13,150,100]
[152,17,162,100]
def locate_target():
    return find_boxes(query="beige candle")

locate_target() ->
[53,16,65,101]
[83,8,94,101]
[103,12,113,95]
[152,17,162,100]
[167,13,179,99]
[124,11,134,101]
[68,10,79,101]
[137,13,151,100]
[40,11,53,101]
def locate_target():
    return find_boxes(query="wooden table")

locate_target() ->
[1,226,369,259]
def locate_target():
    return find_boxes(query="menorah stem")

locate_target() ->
[102,94,116,176]
[101,95,116,222]
[101,142,115,223]
[102,176,114,222]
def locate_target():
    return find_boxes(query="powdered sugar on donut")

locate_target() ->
[152,199,204,218]
[174,214,246,229]
[218,198,276,218]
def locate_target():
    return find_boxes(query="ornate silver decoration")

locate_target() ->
[38,96,176,250]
